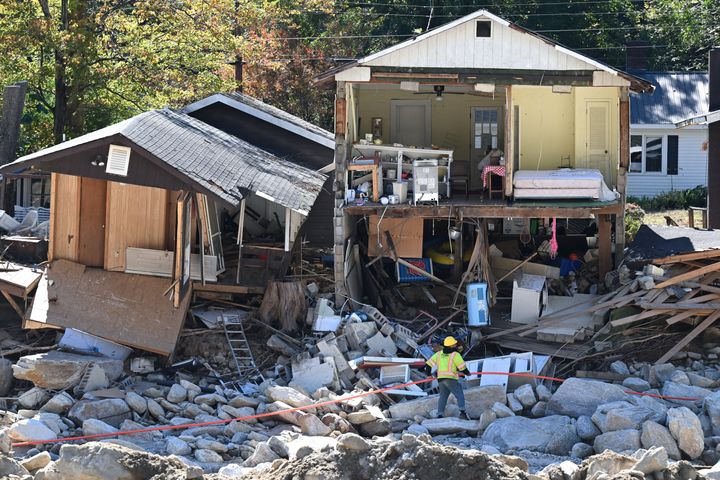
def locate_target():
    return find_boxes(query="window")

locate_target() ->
[474,108,499,151]
[629,134,677,174]
[30,178,51,208]
[476,20,491,38]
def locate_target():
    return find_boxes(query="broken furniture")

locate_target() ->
[347,158,380,202]
[0,262,42,321]
[510,273,548,324]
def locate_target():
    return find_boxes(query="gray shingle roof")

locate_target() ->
[630,72,709,125]
[5,109,326,214]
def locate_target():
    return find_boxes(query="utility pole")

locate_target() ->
[709,48,719,229]
[233,0,243,92]
[0,81,28,165]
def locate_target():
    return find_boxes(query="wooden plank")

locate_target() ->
[504,84,513,196]
[639,301,720,310]
[343,202,623,219]
[655,310,720,364]
[598,214,612,280]
[105,182,169,272]
[77,177,107,267]
[52,173,82,262]
[610,309,672,328]
[666,310,703,326]
[652,249,720,265]
[192,283,265,295]
[655,262,720,289]
[1,290,24,320]
[48,173,58,263]
[496,252,538,283]
[28,260,189,356]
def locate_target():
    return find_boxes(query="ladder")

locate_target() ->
[222,314,264,388]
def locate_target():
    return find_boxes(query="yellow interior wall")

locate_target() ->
[355,88,505,162]
[512,86,575,171]
[573,86,620,187]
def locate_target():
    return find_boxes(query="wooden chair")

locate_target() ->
[450,160,469,199]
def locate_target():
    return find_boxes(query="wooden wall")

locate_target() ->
[50,173,175,271]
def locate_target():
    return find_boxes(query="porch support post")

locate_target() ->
[333,81,349,304]
[615,87,630,265]
[598,213,612,281]
[504,85,514,196]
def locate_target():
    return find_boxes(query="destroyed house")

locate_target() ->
[182,92,335,246]
[0,108,326,356]
[315,9,654,305]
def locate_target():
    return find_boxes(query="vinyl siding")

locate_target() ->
[627,127,708,198]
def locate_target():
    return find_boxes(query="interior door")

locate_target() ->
[585,101,610,182]
[470,107,501,189]
[390,100,431,147]
[77,178,107,267]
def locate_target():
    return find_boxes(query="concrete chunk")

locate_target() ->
[12,351,123,390]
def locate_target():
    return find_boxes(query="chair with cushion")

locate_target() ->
[450,160,469,199]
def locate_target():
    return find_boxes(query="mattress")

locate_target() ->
[513,169,619,201]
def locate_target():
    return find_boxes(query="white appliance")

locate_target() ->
[413,159,439,205]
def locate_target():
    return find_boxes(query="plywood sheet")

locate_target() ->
[367,216,423,258]
[104,182,170,272]
[27,259,189,356]
[125,247,218,282]
[51,173,81,262]
[490,256,560,281]
[78,177,107,267]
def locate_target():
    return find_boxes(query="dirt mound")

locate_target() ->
[242,435,530,480]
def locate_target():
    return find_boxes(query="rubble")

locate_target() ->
[12,351,123,390]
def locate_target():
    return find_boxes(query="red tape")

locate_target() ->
[10,371,698,448]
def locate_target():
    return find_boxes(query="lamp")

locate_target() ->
[90,154,105,167]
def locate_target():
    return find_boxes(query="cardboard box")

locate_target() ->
[510,273,548,324]
[503,217,527,235]
[368,216,423,258]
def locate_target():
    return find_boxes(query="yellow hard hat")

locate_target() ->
[443,336,458,347]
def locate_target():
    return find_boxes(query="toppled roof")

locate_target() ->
[630,72,709,125]
[314,9,653,93]
[2,109,326,214]
[182,92,334,149]
[625,224,720,265]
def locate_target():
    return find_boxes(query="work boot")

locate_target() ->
[459,410,470,420]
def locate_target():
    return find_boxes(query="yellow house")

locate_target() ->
[315,10,653,304]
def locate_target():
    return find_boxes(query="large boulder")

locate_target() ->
[661,382,712,408]
[68,399,131,428]
[481,415,579,455]
[603,405,657,432]
[8,418,57,442]
[667,406,704,459]
[36,441,191,479]
[266,385,314,408]
[641,420,681,460]
[705,390,720,435]
[421,418,481,435]
[266,401,331,436]
[12,351,123,390]
[593,429,641,454]
[546,378,628,418]
[389,385,506,419]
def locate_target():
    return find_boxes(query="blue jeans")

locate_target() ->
[437,378,465,416]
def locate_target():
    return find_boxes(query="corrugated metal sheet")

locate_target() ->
[631,72,709,125]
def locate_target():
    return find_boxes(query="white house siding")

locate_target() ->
[627,127,708,198]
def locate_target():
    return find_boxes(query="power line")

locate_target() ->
[342,0,645,8]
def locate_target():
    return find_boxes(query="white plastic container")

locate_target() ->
[0,210,20,232]
[392,181,408,202]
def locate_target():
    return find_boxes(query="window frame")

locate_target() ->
[628,134,668,175]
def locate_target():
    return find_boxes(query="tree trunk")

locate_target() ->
[0,82,28,165]
[52,0,70,145]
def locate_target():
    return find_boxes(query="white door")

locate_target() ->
[585,101,610,182]
[390,100,431,147]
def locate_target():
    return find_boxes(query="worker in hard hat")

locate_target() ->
[423,336,472,420]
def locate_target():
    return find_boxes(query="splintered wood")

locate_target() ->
[489,249,720,364]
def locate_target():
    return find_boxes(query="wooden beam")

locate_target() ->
[655,261,720,289]
[504,85,513,196]
[598,214,612,280]
[638,302,720,310]
[652,249,720,265]
[496,252,538,283]
[666,310,704,326]
[655,310,720,364]
[1,290,24,320]
[609,309,672,328]
[192,283,265,295]
[343,203,622,219]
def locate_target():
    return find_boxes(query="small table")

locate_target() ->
[482,165,506,199]
[348,160,380,202]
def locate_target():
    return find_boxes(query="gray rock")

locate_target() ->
[406,424,429,436]
[195,448,224,464]
[604,406,656,432]
[196,438,228,453]
[478,410,496,431]
[530,401,546,418]
[593,429,641,454]
[19,451,51,472]
[82,419,118,436]
[228,395,261,409]
[513,384,537,409]
[8,418,57,442]
[649,363,677,386]
[388,385,505,419]
[623,377,651,392]
[481,415,579,455]
[577,415,601,441]
[267,436,290,458]
[18,387,49,409]
[146,398,165,420]
[706,390,720,435]
[243,442,279,467]
[571,442,594,459]
[633,446,669,475]
[670,370,691,385]
[0,359,13,396]
[165,437,191,456]
[12,351,123,390]
[125,392,147,415]
[0,456,29,477]
[661,381,712,408]
[667,406,704,459]
[687,372,715,388]
[337,432,370,451]
[265,385,314,408]
[68,399,131,428]
[546,378,628,418]
[641,420,681,460]
[633,395,668,423]
[421,417,480,435]
[266,401,331,436]
[491,402,515,418]
[611,360,630,375]
[167,384,187,403]
[506,394,523,414]
[586,451,637,477]
[536,384,552,402]
[0,428,11,454]
[358,419,391,437]
[40,391,74,414]
[193,393,226,406]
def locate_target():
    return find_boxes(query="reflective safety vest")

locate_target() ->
[427,351,467,380]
